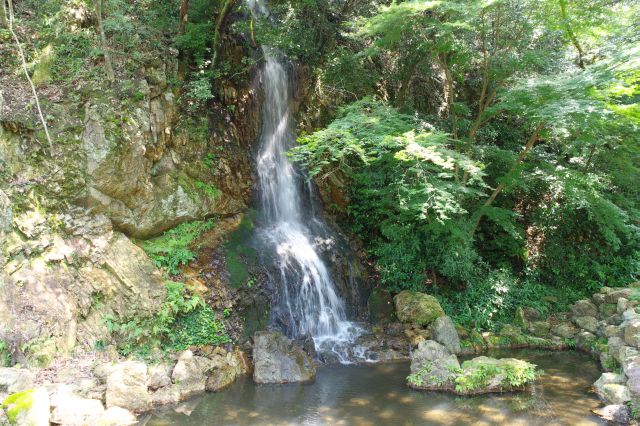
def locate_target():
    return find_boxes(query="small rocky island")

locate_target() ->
[407,340,538,395]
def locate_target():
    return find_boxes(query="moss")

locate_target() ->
[513,307,527,329]
[394,291,445,326]
[242,300,270,338]
[455,358,537,394]
[32,44,56,86]
[226,251,249,289]
[223,212,259,289]
[2,390,34,424]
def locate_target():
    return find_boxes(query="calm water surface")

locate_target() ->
[144,349,605,426]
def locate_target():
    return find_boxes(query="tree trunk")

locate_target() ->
[1,0,8,27]
[470,123,545,237]
[211,0,237,67]
[178,0,189,35]
[96,0,115,81]
[559,0,585,69]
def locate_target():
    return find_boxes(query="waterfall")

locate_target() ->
[250,3,362,362]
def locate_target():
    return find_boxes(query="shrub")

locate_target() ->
[104,281,230,356]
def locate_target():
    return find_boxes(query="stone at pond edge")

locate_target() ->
[575,331,597,352]
[572,299,599,318]
[171,350,213,399]
[253,331,316,384]
[574,316,598,333]
[596,384,631,405]
[408,340,537,395]
[624,319,640,348]
[394,291,445,327]
[456,356,537,395]
[432,316,461,354]
[551,322,577,339]
[408,340,459,391]
[593,404,631,425]
[98,407,137,425]
[147,364,172,390]
[528,321,551,337]
[106,361,152,413]
[50,396,105,425]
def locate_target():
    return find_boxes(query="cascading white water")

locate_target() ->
[251,3,362,362]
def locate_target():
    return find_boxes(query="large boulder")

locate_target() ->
[171,350,214,399]
[151,385,180,407]
[408,341,538,395]
[551,322,577,339]
[0,368,34,395]
[455,357,538,395]
[50,395,105,425]
[624,319,640,347]
[571,300,598,318]
[593,404,631,425]
[147,364,172,390]
[105,361,151,413]
[394,291,445,326]
[625,358,640,394]
[528,321,551,337]
[431,316,461,354]
[575,316,598,333]
[408,341,459,391]
[253,331,316,384]
[597,384,631,405]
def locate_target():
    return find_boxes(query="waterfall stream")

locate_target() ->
[251,5,362,362]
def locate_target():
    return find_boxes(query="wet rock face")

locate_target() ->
[252,331,316,384]
[367,289,395,325]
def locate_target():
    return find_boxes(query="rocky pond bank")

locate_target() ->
[2,284,640,425]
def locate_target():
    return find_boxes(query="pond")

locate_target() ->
[144,349,605,426]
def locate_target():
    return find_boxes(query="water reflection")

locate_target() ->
[145,350,605,426]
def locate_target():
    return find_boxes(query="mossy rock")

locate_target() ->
[2,390,33,424]
[599,303,618,318]
[393,291,445,326]
[368,288,395,324]
[513,307,528,329]
[455,356,538,395]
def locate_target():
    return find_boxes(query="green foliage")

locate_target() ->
[292,98,486,291]
[252,0,337,64]
[0,340,10,367]
[104,281,230,356]
[454,361,537,393]
[141,219,216,276]
[170,303,231,350]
